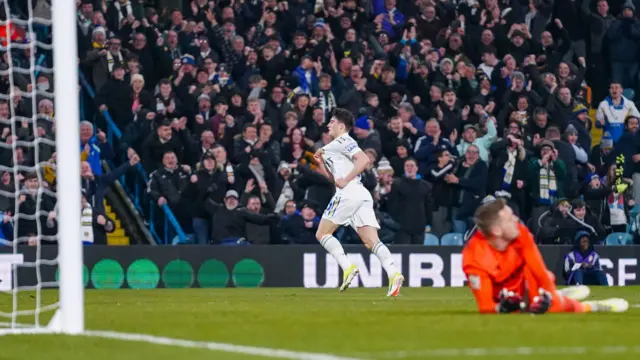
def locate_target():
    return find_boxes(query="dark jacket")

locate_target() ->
[281,212,319,244]
[204,200,276,244]
[607,18,640,63]
[147,167,192,208]
[387,176,433,234]
[450,159,488,219]
[553,139,579,198]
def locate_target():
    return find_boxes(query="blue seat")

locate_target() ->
[441,233,464,246]
[423,233,439,246]
[604,232,633,245]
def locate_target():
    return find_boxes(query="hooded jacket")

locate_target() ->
[563,231,603,284]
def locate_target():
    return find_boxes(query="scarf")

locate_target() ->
[275,179,294,213]
[318,90,335,121]
[538,161,557,205]
[293,66,316,94]
[106,51,123,73]
[248,163,265,186]
[81,203,94,244]
[113,1,133,28]
[502,148,516,189]
[607,192,627,225]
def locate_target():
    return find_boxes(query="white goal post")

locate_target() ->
[52,0,84,334]
[0,0,83,335]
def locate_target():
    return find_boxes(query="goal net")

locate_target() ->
[0,0,83,334]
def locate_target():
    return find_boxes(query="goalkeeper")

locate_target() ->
[462,198,628,314]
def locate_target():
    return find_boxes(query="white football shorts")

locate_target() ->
[322,195,380,230]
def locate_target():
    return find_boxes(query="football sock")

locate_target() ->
[320,234,352,271]
[371,241,399,277]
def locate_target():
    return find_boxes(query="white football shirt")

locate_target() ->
[321,134,371,200]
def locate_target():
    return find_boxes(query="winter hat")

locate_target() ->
[277,161,290,173]
[377,157,393,173]
[511,71,525,82]
[439,58,454,69]
[313,21,325,29]
[601,132,613,149]
[539,139,555,151]
[463,124,479,132]
[92,27,106,38]
[181,54,196,66]
[355,115,370,130]
[564,124,578,136]
[573,103,588,115]
[586,173,600,184]
[622,0,636,12]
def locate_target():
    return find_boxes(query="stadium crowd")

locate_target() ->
[2,0,640,248]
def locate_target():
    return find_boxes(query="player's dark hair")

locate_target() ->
[332,108,354,130]
[474,198,506,235]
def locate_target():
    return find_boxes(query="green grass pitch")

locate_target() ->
[1,287,640,360]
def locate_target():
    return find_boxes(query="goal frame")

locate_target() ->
[52,0,84,334]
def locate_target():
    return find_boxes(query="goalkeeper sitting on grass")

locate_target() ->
[462,198,628,314]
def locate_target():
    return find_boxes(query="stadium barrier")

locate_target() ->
[0,246,637,290]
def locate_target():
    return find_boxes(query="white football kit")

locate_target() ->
[320,134,380,229]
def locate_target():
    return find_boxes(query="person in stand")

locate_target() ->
[387,158,433,244]
[564,231,608,286]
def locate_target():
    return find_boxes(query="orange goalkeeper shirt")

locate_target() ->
[461,223,555,313]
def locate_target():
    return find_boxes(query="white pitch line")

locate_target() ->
[0,329,365,360]
[364,345,640,358]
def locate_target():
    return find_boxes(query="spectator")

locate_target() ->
[147,151,194,231]
[281,201,320,244]
[596,82,640,142]
[564,231,608,286]
[583,173,613,223]
[353,115,382,158]
[445,145,488,233]
[602,163,633,233]
[387,158,433,244]
[606,2,640,90]
[190,151,229,244]
[488,133,527,215]
[79,121,114,176]
[142,119,187,172]
[415,119,457,177]
[456,118,497,163]
[205,189,277,244]
[81,190,115,245]
[528,140,567,233]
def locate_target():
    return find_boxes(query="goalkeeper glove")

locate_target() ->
[527,288,553,314]
[497,289,524,313]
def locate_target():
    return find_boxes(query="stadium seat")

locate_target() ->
[423,233,439,246]
[440,233,464,246]
[604,232,633,245]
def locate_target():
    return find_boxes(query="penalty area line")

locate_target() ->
[0,328,365,360]
[363,345,640,358]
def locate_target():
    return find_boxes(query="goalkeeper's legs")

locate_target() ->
[525,269,629,313]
